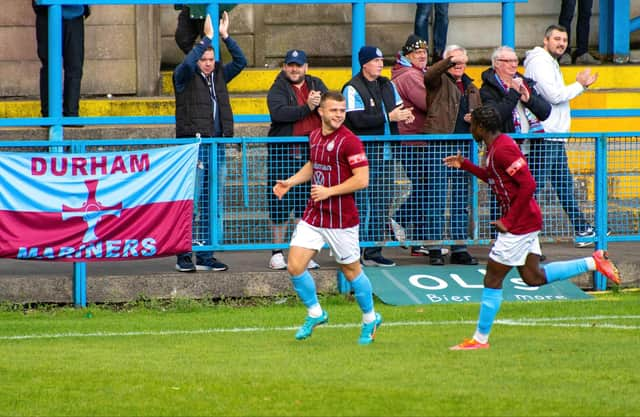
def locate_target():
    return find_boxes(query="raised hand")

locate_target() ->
[442,151,464,169]
[219,11,229,40]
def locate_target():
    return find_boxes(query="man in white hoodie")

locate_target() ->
[523,24,599,247]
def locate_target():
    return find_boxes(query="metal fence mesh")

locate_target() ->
[1,134,638,250]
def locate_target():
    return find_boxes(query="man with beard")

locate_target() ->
[266,49,328,270]
[524,25,600,247]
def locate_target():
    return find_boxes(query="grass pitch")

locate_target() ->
[1,292,639,416]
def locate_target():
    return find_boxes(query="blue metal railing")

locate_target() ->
[2,132,639,304]
[9,0,637,305]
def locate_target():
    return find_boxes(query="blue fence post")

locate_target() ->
[47,4,64,141]
[599,0,612,59]
[73,262,87,307]
[206,2,220,60]
[501,1,516,48]
[351,0,366,76]
[336,270,352,294]
[612,0,630,63]
[210,141,220,249]
[593,134,609,290]
[470,138,480,240]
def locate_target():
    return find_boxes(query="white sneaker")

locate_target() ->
[307,259,320,270]
[269,252,287,270]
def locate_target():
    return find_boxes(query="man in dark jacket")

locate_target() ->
[173,11,247,272]
[266,49,328,270]
[342,46,414,267]
[480,46,551,144]
[480,46,551,245]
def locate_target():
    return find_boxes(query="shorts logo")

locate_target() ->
[313,171,325,185]
[327,140,335,152]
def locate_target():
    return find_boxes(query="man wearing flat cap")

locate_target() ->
[390,34,433,258]
[266,49,329,270]
[342,45,414,267]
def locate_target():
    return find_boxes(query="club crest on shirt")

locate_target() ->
[327,140,335,152]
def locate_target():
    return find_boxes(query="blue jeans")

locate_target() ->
[397,144,470,247]
[528,140,590,233]
[414,3,449,57]
[559,0,593,57]
[424,141,470,251]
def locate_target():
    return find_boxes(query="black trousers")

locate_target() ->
[35,12,85,117]
[558,0,593,57]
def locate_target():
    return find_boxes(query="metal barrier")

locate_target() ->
[2,132,639,300]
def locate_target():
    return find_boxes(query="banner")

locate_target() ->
[0,144,199,261]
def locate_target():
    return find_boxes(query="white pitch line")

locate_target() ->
[1,316,638,341]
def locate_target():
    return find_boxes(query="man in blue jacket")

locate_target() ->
[173,11,247,272]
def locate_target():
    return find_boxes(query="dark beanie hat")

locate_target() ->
[358,46,383,66]
[402,34,428,55]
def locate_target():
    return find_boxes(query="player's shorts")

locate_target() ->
[489,230,542,266]
[290,220,361,265]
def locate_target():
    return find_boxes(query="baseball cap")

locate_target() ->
[284,49,307,65]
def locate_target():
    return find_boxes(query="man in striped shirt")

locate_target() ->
[273,91,383,345]
[443,106,621,351]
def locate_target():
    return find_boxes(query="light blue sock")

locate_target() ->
[543,258,590,283]
[291,271,318,308]
[350,272,374,314]
[476,287,503,337]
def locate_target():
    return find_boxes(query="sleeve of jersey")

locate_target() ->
[498,149,537,231]
[460,158,488,183]
[344,136,369,169]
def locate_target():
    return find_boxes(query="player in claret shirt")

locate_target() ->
[443,105,621,351]
[273,91,382,345]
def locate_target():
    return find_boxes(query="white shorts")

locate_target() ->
[290,220,361,265]
[489,230,542,266]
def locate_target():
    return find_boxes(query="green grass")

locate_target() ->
[1,292,639,416]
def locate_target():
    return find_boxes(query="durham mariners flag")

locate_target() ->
[0,144,199,261]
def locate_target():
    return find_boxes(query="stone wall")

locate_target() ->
[2,1,639,97]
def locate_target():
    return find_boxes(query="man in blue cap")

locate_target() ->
[266,49,328,270]
[342,46,414,267]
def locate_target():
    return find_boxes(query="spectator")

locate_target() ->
[480,46,551,153]
[266,49,328,270]
[557,0,600,65]
[174,3,237,54]
[173,12,247,272]
[343,46,415,267]
[33,2,90,120]
[524,24,599,247]
[390,34,432,255]
[391,34,428,134]
[273,91,382,345]
[422,44,480,265]
[480,46,551,244]
[414,3,449,63]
